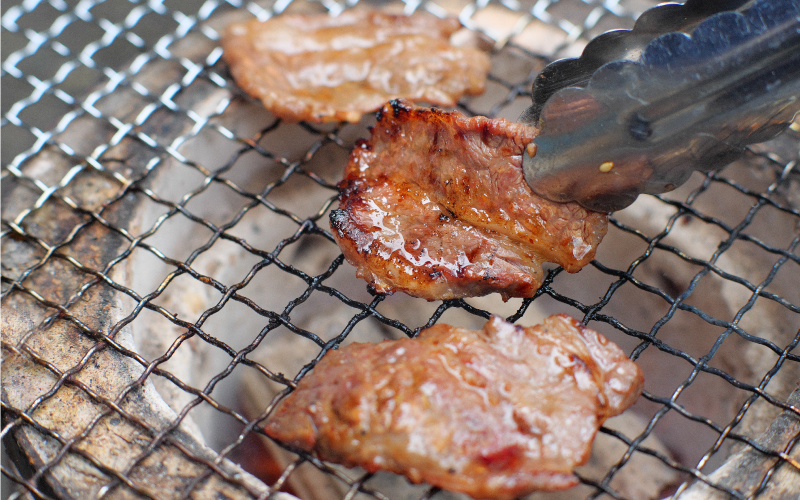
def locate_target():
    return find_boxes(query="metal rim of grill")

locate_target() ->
[2,1,799,500]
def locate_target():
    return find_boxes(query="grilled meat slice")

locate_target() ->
[264,315,644,500]
[222,11,490,123]
[331,100,608,300]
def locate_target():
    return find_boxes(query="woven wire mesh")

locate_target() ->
[2,0,799,499]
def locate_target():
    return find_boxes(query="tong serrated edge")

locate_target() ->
[521,0,752,125]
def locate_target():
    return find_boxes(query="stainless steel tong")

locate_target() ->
[519,0,800,213]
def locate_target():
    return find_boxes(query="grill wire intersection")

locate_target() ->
[2,1,800,500]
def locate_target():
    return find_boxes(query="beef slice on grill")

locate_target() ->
[264,314,644,500]
[330,100,608,301]
[222,11,490,123]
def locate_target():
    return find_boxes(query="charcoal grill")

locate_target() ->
[2,1,799,499]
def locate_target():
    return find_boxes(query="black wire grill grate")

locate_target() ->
[2,1,800,500]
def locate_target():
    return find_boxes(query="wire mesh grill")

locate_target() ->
[2,1,799,500]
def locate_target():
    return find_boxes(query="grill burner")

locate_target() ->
[2,1,799,500]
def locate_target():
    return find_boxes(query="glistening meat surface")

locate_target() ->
[331,100,608,300]
[221,11,490,123]
[264,315,644,500]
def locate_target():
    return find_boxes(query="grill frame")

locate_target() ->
[3,1,800,499]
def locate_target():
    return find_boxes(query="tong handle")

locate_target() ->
[522,0,800,213]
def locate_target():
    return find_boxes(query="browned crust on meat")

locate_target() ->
[331,100,608,300]
[221,10,490,123]
[264,314,643,499]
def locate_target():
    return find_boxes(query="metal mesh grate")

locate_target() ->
[2,1,799,500]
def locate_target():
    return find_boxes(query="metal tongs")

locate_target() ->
[519,0,800,213]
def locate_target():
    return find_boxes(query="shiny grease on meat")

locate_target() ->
[330,100,609,301]
[221,11,490,123]
[264,315,644,499]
